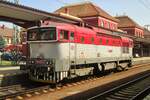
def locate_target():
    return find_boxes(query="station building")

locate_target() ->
[116,16,150,57]
[55,2,150,57]
[143,28,150,56]
[115,16,144,38]
[55,2,119,32]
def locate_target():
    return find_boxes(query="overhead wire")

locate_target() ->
[56,0,93,5]
[145,0,150,5]
[138,0,150,10]
[56,0,69,5]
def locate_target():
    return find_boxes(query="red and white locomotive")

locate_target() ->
[22,21,133,83]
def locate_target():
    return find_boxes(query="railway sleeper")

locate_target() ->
[114,92,133,98]
[117,91,140,97]
[105,97,119,100]
[109,95,130,100]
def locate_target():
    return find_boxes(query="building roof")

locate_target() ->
[115,16,143,29]
[144,28,150,36]
[55,2,119,22]
[0,26,14,37]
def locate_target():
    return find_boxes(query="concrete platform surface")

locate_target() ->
[133,57,150,65]
[0,66,19,71]
[133,57,150,61]
[0,70,23,77]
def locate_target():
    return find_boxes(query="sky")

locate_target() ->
[1,0,150,28]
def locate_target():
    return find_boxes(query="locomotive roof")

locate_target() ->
[28,21,132,42]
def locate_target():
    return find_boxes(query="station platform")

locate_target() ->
[0,66,20,76]
[0,66,27,87]
[0,66,19,71]
[133,57,150,65]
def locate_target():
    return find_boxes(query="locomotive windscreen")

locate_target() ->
[27,27,56,41]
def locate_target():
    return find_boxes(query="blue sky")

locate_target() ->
[1,0,150,28]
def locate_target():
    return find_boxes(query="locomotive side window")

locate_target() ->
[101,20,104,27]
[70,32,74,41]
[122,42,129,53]
[81,37,85,43]
[106,39,109,45]
[91,37,94,43]
[99,39,102,44]
[60,30,69,40]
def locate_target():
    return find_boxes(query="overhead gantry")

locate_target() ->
[0,0,82,28]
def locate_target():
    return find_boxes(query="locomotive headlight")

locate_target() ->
[48,67,50,71]
[31,60,35,64]
[46,61,49,65]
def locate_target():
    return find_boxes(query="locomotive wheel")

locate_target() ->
[116,65,124,72]
[93,63,104,75]
[128,62,132,67]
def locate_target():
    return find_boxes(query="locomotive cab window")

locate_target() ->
[27,27,56,41]
[28,29,38,40]
[60,30,69,40]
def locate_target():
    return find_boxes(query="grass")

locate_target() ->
[0,60,14,66]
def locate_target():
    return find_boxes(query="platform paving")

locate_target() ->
[133,57,150,65]
[0,66,19,71]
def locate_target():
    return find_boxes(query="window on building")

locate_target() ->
[107,22,110,29]
[111,24,114,30]
[9,38,11,44]
[4,38,7,44]
[113,25,116,30]
[140,32,142,38]
[101,20,104,27]
[135,32,138,37]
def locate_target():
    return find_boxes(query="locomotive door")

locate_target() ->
[69,32,76,66]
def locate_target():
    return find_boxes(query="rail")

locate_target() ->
[88,72,150,100]
[0,84,50,100]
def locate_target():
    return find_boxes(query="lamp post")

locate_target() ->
[13,0,19,45]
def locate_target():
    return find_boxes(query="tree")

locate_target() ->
[0,36,5,49]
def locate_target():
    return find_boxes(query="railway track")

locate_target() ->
[0,82,50,100]
[0,63,149,100]
[88,72,150,100]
